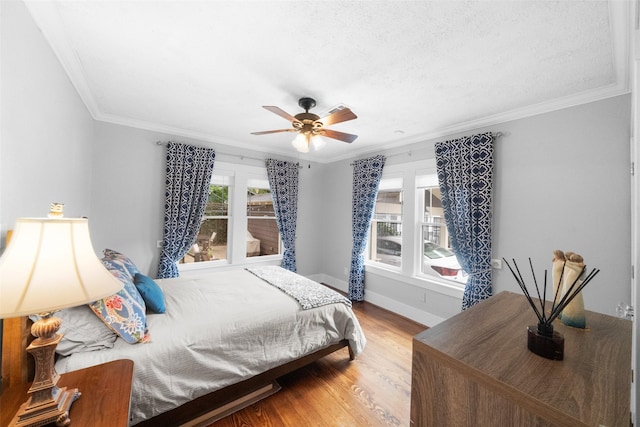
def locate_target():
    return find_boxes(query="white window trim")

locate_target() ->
[364,159,465,297]
[179,161,282,272]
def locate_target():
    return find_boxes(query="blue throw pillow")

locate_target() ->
[134,273,166,314]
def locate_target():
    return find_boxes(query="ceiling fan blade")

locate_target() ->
[322,129,358,143]
[320,108,357,126]
[262,106,299,123]
[251,129,296,135]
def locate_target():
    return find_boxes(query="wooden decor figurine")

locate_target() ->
[552,250,587,329]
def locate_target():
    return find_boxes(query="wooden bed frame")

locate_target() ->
[1,317,352,426]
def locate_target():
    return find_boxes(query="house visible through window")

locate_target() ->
[366,164,467,289]
[417,174,467,284]
[369,177,403,268]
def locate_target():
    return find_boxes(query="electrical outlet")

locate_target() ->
[491,259,502,269]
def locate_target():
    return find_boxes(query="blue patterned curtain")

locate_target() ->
[157,142,216,278]
[265,158,299,272]
[349,155,386,301]
[435,132,494,309]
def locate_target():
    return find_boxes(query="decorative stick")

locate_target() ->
[503,259,537,308]
[513,259,527,289]
[542,270,547,318]
[503,258,544,323]
[513,259,545,322]
[529,258,544,319]
[550,261,566,315]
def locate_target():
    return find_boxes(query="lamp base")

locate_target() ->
[8,315,81,427]
[9,386,80,427]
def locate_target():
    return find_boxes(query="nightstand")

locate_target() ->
[0,359,134,427]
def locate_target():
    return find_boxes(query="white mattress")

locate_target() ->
[55,268,366,425]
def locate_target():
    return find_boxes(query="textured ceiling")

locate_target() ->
[24,0,630,162]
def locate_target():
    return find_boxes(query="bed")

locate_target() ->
[5,251,366,426]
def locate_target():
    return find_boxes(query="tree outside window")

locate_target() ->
[181,177,229,263]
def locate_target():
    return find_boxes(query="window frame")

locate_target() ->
[178,161,282,272]
[364,160,465,298]
[186,171,233,265]
[415,169,466,285]
[246,175,281,258]
[368,174,404,271]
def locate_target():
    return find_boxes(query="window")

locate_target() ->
[246,177,280,257]
[369,177,403,268]
[365,161,466,291]
[181,175,231,264]
[417,174,468,284]
[179,161,282,269]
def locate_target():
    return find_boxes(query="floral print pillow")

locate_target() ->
[90,260,149,344]
[102,248,140,280]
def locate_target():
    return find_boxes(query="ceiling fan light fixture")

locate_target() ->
[292,133,309,153]
[311,135,326,151]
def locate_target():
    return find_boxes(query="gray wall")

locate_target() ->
[89,123,167,274]
[0,0,97,367]
[318,95,632,321]
[88,120,325,277]
[491,95,631,312]
[1,0,95,236]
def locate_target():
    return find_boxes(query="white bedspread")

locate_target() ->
[55,268,366,425]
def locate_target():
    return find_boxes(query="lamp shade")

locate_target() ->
[0,218,123,318]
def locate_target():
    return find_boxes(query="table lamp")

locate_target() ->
[0,204,123,426]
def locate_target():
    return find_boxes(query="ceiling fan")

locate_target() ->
[251,97,358,153]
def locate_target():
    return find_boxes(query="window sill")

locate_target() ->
[364,262,465,299]
[178,258,229,272]
[178,254,282,272]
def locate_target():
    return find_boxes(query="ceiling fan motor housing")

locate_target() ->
[294,97,320,133]
[298,97,316,112]
[294,112,320,123]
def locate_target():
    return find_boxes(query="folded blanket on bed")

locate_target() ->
[246,266,352,309]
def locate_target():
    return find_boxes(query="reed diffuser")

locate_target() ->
[502,256,599,360]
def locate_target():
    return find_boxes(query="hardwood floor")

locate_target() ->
[210,300,427,427]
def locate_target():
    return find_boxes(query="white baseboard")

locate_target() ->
[309,274,445,327]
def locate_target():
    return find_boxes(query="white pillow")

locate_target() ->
[32,305,118,356]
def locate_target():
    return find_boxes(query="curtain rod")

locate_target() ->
[155,141,304,168]
[349,131,503,166]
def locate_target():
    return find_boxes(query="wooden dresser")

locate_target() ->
[410,291,632,427]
